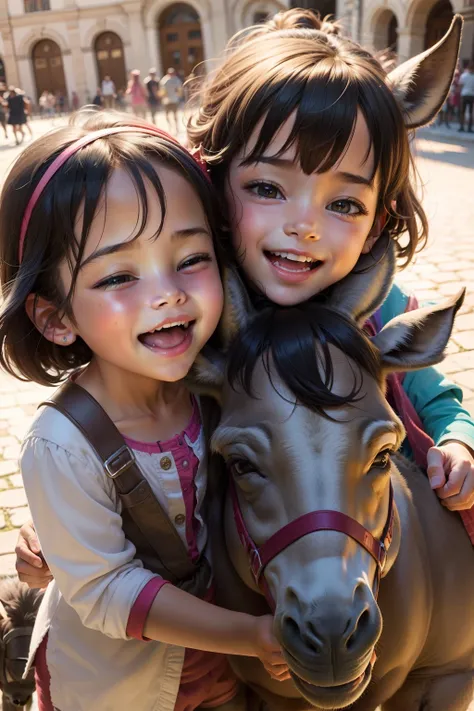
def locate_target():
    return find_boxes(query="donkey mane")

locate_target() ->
[0,578,43,636]
[226,301,381,416]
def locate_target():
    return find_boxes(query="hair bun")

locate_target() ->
[266,8,340,35]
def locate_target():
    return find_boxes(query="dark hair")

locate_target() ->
[227,301,381,416]
[188,8,428,267]
[0,110,227,386]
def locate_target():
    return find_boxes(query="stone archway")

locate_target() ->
[94,31,127,91]
[32,39,67,98]
[373,8,399,51]
[158,3,205,79]
[424,0,453,49]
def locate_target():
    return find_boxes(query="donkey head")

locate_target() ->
[191,231,464,708]
[0,578,43,710]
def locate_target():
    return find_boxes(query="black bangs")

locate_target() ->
[240,65,363,176]
[226,303,381,417]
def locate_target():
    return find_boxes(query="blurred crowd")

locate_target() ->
[438,59,474,133]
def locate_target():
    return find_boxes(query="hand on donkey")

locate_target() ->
[15,520,52,589]
[427,441,474,511]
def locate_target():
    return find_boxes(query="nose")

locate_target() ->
[283,222,320,241]
[279,581,381,670]
[150,280,187,310]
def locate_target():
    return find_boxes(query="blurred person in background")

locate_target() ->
[144,67,160,124]
[101,75,116,109]
[6,86,27,144]
[126,69,148,118]
[159,67,182,133]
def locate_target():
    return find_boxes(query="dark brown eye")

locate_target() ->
[228,458,259,477]
[372,449,392,471]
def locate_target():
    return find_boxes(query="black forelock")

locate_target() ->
[226,301,381,416]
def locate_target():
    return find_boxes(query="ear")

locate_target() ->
[25,294,77,346]
[372,289,465,372]
[387,15,462,128]
[186,347,226,403]
[218,267,254,349]
[328,233,396,325]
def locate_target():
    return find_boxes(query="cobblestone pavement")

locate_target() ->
[0,116,473,709]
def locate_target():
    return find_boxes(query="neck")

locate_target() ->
[76,358,187,433]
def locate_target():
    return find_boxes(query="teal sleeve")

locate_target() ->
[379,281,474,453]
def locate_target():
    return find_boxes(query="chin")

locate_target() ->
[291,663,373,710]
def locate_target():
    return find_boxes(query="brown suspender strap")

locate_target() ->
[41,380,211,597]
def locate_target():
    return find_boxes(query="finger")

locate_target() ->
[440,474,474,510]
[14,544,46,569]
[436,461,470,500]
[15,559,50,578]
[263,651,287,664]
[263,664,291,682]
[20,523,42,554]
[426,447,447,489]
[17,572,53,589]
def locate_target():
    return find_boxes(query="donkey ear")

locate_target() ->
[186,348,226,403]
[328,234,396,325]
[387,15,462,129]
[372,289,465,372]
[219,267,254,349]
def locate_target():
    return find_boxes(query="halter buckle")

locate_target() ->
[378,541,387,571]
[250,548,263,583]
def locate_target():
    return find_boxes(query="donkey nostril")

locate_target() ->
[283,614,300,638]
[346,608,370,651]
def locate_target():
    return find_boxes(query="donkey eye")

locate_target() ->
[372,449,392,471]
[228,458,260,478]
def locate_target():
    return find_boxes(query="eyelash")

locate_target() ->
[244,180,369,218]
[94,254,212,290]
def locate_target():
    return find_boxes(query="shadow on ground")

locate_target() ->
[414,129,474,169]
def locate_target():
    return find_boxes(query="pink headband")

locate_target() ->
[18,124,208,263]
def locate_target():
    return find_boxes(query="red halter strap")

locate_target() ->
[230,477,395,609]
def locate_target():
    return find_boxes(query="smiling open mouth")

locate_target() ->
[138,321,195,350]
[264,251,323,273]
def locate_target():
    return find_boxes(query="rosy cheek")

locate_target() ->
[74,290,138,336]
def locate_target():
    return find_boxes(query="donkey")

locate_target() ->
[193,226,474,711]
[0,578,43,710]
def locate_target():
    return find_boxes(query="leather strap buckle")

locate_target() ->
[250,548,263,583]
[104,445,135,478]
[378,541,387,571]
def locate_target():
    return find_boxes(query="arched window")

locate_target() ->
[24,0,50,12]
[424,0,453,49]
[94,32,127,91]
[32,39,67,99]
[158,3,205,78]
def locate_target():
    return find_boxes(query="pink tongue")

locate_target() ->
[267,253,311,272]
[140,326,187,349]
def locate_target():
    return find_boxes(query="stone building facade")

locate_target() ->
[0,0,472,105]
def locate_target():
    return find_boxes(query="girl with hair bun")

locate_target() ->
[187,9,474,519]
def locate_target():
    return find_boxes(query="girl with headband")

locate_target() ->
[186,9,474,524]
[0,110,289,711]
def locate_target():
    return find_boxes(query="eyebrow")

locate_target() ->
[80,226,210,269]
[360,420,404,450]
[243,156,374,189]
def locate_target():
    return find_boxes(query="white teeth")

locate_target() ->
[150,321,189,333]
[271,251,315,263]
